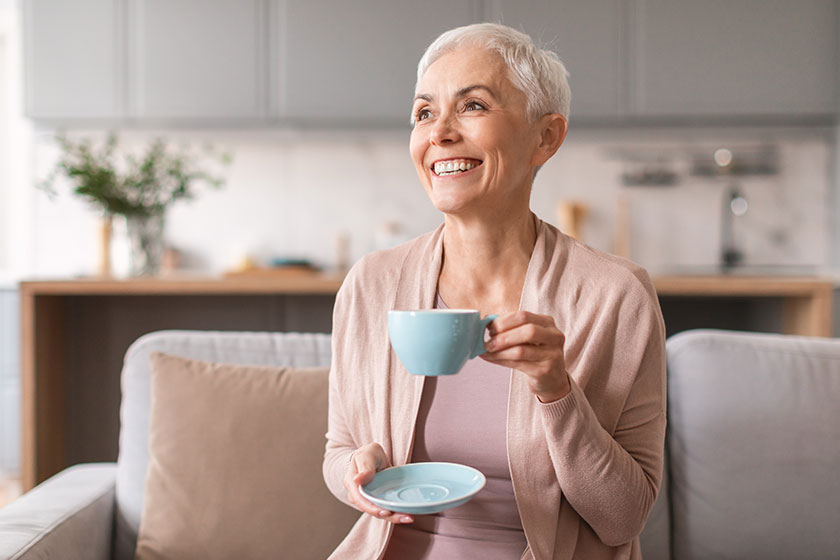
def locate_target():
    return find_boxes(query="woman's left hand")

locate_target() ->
[482,311,571,403]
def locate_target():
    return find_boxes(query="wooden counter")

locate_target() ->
[19,274,345,295]
[653,276,834,338]
[19,274,834,490]
[20,274,343,490]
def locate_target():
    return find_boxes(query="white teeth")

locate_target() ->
[433,160,479,176]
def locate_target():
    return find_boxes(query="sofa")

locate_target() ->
[1,328,838,559]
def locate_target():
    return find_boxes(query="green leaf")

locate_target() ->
[38,132,231,217]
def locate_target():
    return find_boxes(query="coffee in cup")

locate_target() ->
[388,309,498,376]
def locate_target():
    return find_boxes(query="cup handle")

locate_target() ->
[470,314,499,359]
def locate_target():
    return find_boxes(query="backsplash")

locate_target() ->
[24,125,834,278]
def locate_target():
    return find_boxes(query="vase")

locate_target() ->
[98,215,113,277]
[126,212,166,277]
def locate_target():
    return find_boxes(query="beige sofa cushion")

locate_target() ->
[135,353,358,560]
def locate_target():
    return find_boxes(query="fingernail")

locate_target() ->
[400,516,413,523]
[378,510,389,517]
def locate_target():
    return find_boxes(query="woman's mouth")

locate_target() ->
[432,158,483,177]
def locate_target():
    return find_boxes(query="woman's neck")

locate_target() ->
[437,210,537,314]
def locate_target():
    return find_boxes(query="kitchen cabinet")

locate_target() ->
[484,0,626,120]
[22,0,839,126]
[277,0,479,125]
[23,0,123,120]
[634,0,838,119]
[128,0,266,121]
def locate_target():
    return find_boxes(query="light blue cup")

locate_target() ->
[388,310,498,376]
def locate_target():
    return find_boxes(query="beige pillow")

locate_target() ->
[135,353,359,560]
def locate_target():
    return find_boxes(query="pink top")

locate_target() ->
[383,295,527,559]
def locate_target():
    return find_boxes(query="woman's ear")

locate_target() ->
[531,114,568,167]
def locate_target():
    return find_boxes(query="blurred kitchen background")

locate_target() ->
[1,0,840,499]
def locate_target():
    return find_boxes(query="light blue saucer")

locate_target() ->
[360,462,486,515]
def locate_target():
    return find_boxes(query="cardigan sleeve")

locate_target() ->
[538,272,667,547]
[322,272,359,508]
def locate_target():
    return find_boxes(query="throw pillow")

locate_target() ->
[135,352,358,560]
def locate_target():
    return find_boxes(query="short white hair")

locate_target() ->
[415,23,571,122]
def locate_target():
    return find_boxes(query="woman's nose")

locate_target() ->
[430,112,460,145]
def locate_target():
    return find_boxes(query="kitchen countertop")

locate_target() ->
[17,273,346,295]
[16,272,838,293]
[652,275,835,296]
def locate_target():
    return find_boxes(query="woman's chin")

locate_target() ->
[429,196,475,216]
[426,184,485,214]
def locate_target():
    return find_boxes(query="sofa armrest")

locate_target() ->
[0,463,117,560]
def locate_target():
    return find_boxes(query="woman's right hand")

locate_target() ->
[344,443,414,524]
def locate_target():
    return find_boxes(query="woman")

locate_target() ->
[323,23,666,560]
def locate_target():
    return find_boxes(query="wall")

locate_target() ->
[23,125,834,279]
[0,288,19,474]
[0,1,26,478]
[0,5,34,287]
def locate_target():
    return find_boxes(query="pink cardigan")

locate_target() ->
[323,217,666,560]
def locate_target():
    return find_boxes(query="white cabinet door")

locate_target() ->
[635,0,838,117]
[485,0,626,121]
[130,0,266,120]
[24,0,122,119]
[277,0,478,125]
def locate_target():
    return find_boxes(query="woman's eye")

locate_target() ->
[465,101,486,111]
[415,108,431,121]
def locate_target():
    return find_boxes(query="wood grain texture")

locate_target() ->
[21,287,67,490]
[652,276,834,297]
[19,274,345,295]
[20,289,34,491]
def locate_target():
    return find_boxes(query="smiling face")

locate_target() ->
[409,46,547,218]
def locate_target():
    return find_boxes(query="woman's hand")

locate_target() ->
[482,311,571,403]
[343,443,414,524]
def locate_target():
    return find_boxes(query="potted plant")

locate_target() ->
[40,132,231,276]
